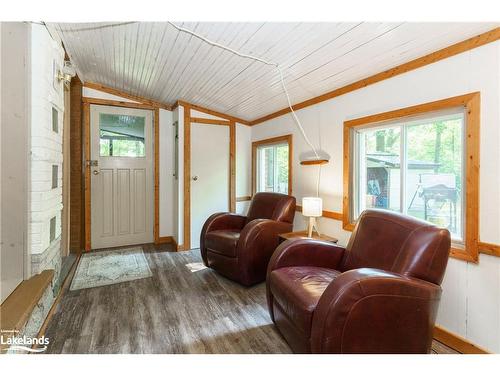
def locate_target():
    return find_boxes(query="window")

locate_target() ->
[344,93,480,262]
[52,107,58,133]
[52,165,58,189]
[50,216,56,243]
[252,135,292,195]
[99,113,145,157]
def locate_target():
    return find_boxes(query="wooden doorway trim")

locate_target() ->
[61,85,71,257]
[82,97,159,251]
[182,106,236,251]
[154,108,160,245]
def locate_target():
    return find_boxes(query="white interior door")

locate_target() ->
[90,105,153,249]
[190,123,230,249]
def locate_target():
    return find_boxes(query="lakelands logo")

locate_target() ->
[1,330,49,353]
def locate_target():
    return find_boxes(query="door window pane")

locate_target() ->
[99,114,145,157]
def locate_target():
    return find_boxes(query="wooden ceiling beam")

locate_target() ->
[83,81,174,111]
[174,100,251,126]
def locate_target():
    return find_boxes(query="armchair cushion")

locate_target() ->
[204,230,240,258]
[270,266,341,336]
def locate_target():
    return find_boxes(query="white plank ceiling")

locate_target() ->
[50,22,499,121]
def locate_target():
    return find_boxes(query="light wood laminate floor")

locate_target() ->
[44,244,458,354]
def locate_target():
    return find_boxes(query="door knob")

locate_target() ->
[192,176,198,181]
[93,170,100,175]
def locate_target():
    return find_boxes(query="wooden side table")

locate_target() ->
[278,230,338,244]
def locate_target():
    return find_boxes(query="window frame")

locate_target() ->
[252,134,293,196]
[343,93,480,263]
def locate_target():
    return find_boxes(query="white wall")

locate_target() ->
[1,22,31,301]
[82,87,139,103]
[252,41,500,353]
[159,109,174,237]
[174,106,184,244]
[30,24,65,257]
[236,123,252,215]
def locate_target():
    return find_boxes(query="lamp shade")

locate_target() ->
[302,197,323,217]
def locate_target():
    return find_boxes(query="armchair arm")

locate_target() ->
[267,238,346,274]
[310,268,442,353]
[200,212,247,264]
[236,219,293,286]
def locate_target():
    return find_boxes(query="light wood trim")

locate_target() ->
[236,196,252,202]
[343,93,478,128]
[464,93,480,263]
[82,97,156,110]
[229,121,236,212]
[154,108,160,245]
[479,241,500,257]
[342,124,353,232]
[252,134,293,196]
[177,100,250,126]
[84,81,173,110]
[83,102,91,251]
[0,270,54,337]
[433,325,490,354]
[191,117,231,126]
[343,92,480,262]
[249,27,500,126]
[296,205,343,221]
[183,104,191,251]
[157,236,174,245]
[69,76,84,254]
[171,237,180,251]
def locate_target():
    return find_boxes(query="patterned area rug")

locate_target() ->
[70,248,153,291]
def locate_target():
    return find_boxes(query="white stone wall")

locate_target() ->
[29,24,65,277]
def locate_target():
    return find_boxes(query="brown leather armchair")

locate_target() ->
[267,209,451,353]
[200,192,296,286]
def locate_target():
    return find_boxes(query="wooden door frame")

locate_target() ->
[61,85,71,257]
[82,97,159,251]
[183,105,236,251]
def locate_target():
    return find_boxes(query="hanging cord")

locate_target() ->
[317,165,322,197]
[167,21,320,162]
